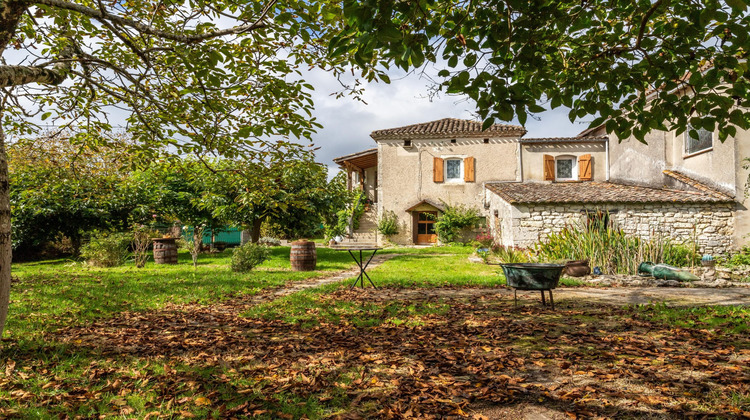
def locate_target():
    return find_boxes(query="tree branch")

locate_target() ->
[0,64,66,87]
[636,0,667,49]
[33,0,277,43]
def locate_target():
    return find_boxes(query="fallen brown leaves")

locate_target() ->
[1,289,748,418]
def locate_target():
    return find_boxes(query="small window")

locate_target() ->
[445,158,463,181]
[483,138,490,144]
[404,140,412,147]
[474,217,487,228]
[450,139,457,144]
[685,125,713,155]
[555,156,577,181]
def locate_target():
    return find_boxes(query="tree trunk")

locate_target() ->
[0,122,12,338]
[251,217,264,243]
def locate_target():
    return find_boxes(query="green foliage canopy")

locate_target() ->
[8,133,145,254]
[2,0,356,160]
[334,0,750,142]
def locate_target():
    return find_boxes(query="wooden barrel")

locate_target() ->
[152,238,178,264]
[290,240,317,271]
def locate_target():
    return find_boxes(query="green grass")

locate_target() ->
[365,254,502,288]
[6,247,355,340]
[378,243,476,255]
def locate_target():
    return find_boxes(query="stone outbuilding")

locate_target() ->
[485,178,735,255]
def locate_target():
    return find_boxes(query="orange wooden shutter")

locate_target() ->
[578,154,592,181]
[543,155,555,181]
[433,157,444,182]
[464,157,475,182]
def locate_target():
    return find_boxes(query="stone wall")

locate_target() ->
[486,198,734,255]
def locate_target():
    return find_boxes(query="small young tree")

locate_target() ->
[131,224,155,268]
[180,225,206,268]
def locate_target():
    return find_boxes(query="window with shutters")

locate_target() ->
[555,155,577,181]
[444,158,463,182]
[543,154,592,181]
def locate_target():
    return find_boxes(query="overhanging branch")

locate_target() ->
[0,64,66,87]
[33,0,276,43]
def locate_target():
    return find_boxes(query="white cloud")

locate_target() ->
[306,67,587,177]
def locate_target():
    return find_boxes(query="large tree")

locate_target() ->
[334,0,750,141]
[0,0,368,337]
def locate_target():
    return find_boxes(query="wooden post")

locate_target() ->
[345,163,352,191]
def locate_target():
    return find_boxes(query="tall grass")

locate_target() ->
[533,222,698,275]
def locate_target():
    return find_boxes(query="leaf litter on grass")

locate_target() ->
[0,288,748,418]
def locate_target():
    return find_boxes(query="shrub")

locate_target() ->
[475,229,494,248]
[662,242,700,267]
[377,210,399,237]
[231,242,270,272]
[80,231,131,267]
[324,224,345,241]
[327,192,366,240]
[259,236,281,246]
[434,204,480,243]
[717,246,750,267]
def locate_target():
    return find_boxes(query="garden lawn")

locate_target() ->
[0,250,748,418]
[6,247,354,340]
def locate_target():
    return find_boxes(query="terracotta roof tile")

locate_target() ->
[485,181,733,205]
[663,170,734,200]
[370,118,525,140]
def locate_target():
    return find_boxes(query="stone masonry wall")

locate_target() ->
[489,200,734,255]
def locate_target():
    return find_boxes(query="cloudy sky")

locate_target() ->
[305,67,591,177]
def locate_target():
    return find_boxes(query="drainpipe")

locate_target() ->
[605,137,610,181]
[517,140,524,182]
[417,143,423,200]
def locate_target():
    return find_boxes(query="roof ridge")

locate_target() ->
[370,118,525,140]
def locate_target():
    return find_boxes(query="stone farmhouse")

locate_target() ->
[333,117,746,255]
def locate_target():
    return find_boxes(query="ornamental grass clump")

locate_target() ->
[231,242,270,272]
[533,221,698,275]
[491,244,530,263]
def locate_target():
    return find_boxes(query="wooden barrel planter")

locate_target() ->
[152,238,178,265]
[290,240,317,271]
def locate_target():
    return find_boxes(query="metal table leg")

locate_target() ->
[348,249,378,289]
